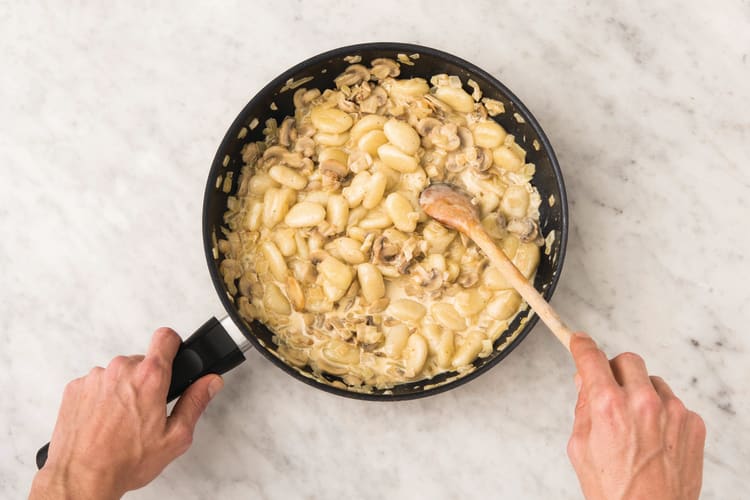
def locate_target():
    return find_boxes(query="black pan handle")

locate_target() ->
[35,317,248,469]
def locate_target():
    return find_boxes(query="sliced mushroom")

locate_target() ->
[262,145,288,165]
[297,121,316,138]
[428,123,461,151]
[294,136,315,157]
[413,265,445,293]
[241,142,261,165]
[351,81,372,103]
[372,235,400,264]
[278,117,296,147]
[423,94,452,115]
[471,147,493,175]
[444,152,466,173]
[293,88,321,109]
[347,150,373,173]
[457,126,474,148]
[415,117,442,137]
[334,64,370,88]
[320,158,349,189]
[506,217,543,244]
[370,58,400,81]
[393,237,420,275]
[359,86,387,114]
[457,270,479,288]
[421,149,447,181]
[336,93,358,113]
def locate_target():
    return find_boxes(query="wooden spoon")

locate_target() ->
[419,183,574,350]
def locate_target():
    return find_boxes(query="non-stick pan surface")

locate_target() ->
[203,42,569,400]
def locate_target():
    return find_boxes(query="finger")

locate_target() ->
[610,352,651,389]
[166,375,224,454]
[145,327,182,368]
[572,374,591,433]
[650,375,677,401]
[569,333,617,394]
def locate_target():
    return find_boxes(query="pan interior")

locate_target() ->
[203,43,567,400]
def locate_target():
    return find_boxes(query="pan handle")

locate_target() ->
[35,316,250,470]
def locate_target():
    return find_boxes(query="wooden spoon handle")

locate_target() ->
[470,225,574,351]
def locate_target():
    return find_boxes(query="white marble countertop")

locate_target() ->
[2,2,749,499]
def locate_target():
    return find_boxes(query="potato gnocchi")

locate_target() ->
[218,58,543,390]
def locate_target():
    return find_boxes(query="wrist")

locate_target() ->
[30,464,121,500]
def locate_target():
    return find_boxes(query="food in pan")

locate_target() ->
[218,57,543,389]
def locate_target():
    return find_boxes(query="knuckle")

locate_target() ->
[171,424,194,451]
[615,351,644,365]
[107,355,129,371]
[665,397,687,416]
[154,327,179,343]
[63,378,82,396]
[632,387,662,414]
[593,387,623,415]
[88,366,104,378]
[689,411,707,438]
[579,350,606,368]
[137,357,168,385]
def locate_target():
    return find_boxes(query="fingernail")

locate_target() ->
[574,332,591,339]
[208,377,224,399]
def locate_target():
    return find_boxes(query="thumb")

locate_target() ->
[167,375,223,450]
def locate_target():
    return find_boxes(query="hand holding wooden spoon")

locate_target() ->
[419,183,574,350]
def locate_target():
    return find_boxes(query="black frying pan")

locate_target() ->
[36,42,568,468]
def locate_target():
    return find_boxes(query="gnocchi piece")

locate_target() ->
[403,333,428,377]
[377,144,419,173]
[451,332,484,367]
[260,241,288,282]
[486,290,522,320]
[248,172,280,196]
[388,77,430,97]
[269,165,307,190]
[455,289,490,316]
[262,188,291,228]
[284,201,326,227]
[342,171,372,207]
[473,121,507,149]
[357,263,386,303]
[350,114,387,141]
[362,171,388,209]
[500,185,530,218]
[383,119,421,155]
[332,237,366,264]
[383,325,411,358]
[327,195,350,233]
[384,192,418,232]
[513,242,541,279]
[431,302,466,331]
[314,131,349,147]
[436,329,455,369]
[310,106,354,133]
[388,299,427,322]
[493,146,523,172]
[434,86,475,113]
[317,256,354,290]
[263,283,291,315]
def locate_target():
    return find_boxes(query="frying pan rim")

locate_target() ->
[202,41,569,401]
